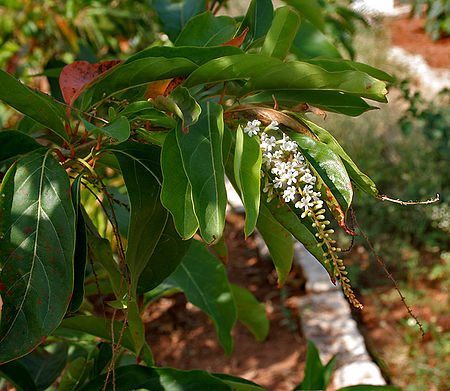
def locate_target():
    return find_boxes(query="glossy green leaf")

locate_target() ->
[157,86,201,130]
[337,386,401,391]
[243,90,377,117]
[261,192,331,276]
[0,150,76,363]
[93,342,112,376]
[152,0,207,42]
[231,284,268,342]
[256,204,293,286]
[109,142,168,295]
[160,129,199,239]
[300,118,378,196]
[184,54,282,89]
[0,130,41,171]
[82,57,197,107]
[68,175,87,313]
[170,241,236,355]
[283,0,326,31]
[212,373,267,391]
[20,343,68,390]
[80,365,231,391]
[136,129,169,146]
[175,11,236,47]
[261,6,301,60]
[137,216,192,293]
[305,58,394,83]
[119,101,176,129]
[287,132,355,234]
[0,70,69,141]
[291,19,342,59]
[294,340,336,390]
[234,126,262,238]
[237,0,274,48]
[176,102,227,244]
[82,117,130,142]
[124,45,243,66]
[0,361,38,391]
[59,357,92,391]
[240,61,388,102]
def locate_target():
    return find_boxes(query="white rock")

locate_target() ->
[332,361,386,388]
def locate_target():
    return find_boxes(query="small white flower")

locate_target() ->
[273,150,283,160]
[273,176,284,188]
[266,120,279,130]
[300,172,316,185]
[293,152,304,163]
[295,196,314,212]
[260,135,277,152]
[262,151,273,167]
[244,120,261,137]
[285,169,299,185]
[283,186,296,202]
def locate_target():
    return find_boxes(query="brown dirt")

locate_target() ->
[143,213,308,391]
[387,16,450,68]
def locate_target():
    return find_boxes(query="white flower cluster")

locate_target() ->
[244,120,323,216]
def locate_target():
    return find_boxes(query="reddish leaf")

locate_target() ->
[59,60,122,105]
[221,27,249,47]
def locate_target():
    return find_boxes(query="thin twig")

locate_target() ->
[377,194,440,205]
[351,209,425,338]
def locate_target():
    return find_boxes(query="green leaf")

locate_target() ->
[170,241,236,355]
[160,129,199,239]
[256,204,293,286]
[261,193,331,276]
[68,175,87,313]
[305,58,394,83]
[0,361,38,391]
[0,150,76,363]
[294,340,336,390]
[237,0,274,49]
[59,357,92,391]
[176,102,227,244]
[80,365,231,391]
[234,126,262,238]
[58,315,143,359]
[261,6,301,60]
[124,45,243,66]
[82,57,197,107]
[212,373,268,391]
[336,386,401,391]
[240,61,388,102]
[175,11,236,47]
[109,142,168,296]
[243,90,377,117]
[287,132,355,234]
[291,19,342,59]
[119,101,176,129]
[156,86,201,130]
[127,300,145,357]
[137,216,192,293]
[231,284,268,342]
[184,54,282,89]
[82,117,130,142]
[20,343,68,390]
[0,130,41,171]
[210,234,228,264]
[300,118,378,196]
[0,70,69,141]
[152,0,207,43]
[283,0,326,32]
